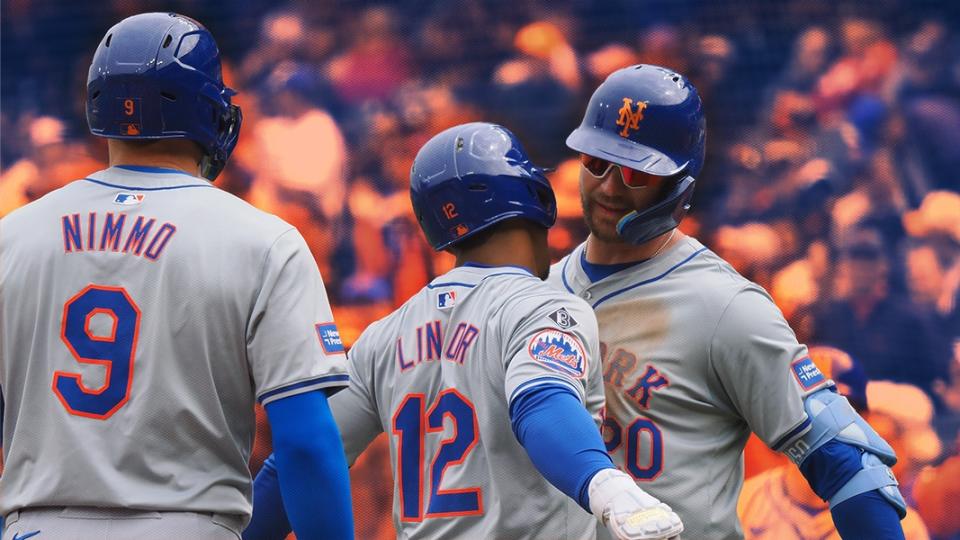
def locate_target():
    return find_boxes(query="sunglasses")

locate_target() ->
[580,154,656,189]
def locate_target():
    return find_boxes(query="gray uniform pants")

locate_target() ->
[2,507,244,540]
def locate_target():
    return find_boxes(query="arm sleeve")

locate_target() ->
[831,491,906,539]
[247,229,348,405]
[245,390,354,540]
[244,455,289,540]
[798,440,862,501]
[709,287,831,450]
[510,383,614,511]
[329,332,384,465]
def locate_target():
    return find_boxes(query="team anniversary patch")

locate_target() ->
[527,329,587,378]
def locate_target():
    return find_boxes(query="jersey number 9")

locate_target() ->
[392,389,483,521]
[53,285,141,419]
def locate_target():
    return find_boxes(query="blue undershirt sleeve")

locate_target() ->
[831,491,906,539]
[244,454,289,540]
[798,440,862,500]
[799,441,904,538]
[244,390,353,540]
[509,383,614,510]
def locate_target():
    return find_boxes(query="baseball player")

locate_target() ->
[0,13,352,540]
[549,64,907,539]
[244,122,683,540]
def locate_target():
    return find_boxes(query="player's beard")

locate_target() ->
[580,190,633,243]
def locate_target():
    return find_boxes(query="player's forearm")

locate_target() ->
[510,383,614,510]
[831,491,906,539]
[264,391,355,540]
[244,455,291,540]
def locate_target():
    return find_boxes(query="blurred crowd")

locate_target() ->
[3,0,960,538]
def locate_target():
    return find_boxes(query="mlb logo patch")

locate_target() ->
[114,192,144,205]
[437,290,457,309]
[315,322,345,355]
[527,329,587,378]
[547,307,578,329]
[791,356,826,390]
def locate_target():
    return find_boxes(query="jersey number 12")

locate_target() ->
[392,389,483,521]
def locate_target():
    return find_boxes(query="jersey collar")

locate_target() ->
[84,166,212,191]
[427,264,536,290]
[561,237,707,297]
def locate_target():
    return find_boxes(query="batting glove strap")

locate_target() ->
[588,468,684,540]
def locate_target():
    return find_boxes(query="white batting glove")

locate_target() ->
[588,468,683,540]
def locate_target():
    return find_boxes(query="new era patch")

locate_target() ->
[791,356,826,390]
[315,322,345,355]
[528,329,587,378]
[114,193,144,205]
[437,290,457,309]
[547,307,578,329]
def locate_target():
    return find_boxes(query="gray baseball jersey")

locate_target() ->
[331,264,605,540]
[549,236,832,540]
[0,166,348,521]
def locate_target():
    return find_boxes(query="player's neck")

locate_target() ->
[108,139,202,177]
[585,230,684,265]
[454,222,547,279]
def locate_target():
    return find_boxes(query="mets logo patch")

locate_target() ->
[791,356,826,390]
[114,192,145,205]
[437,290,457,309]
[315,322,345,355]
[527,329,587,378]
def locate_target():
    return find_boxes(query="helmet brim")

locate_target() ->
[566,127,689,177]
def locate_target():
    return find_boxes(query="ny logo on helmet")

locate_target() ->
[616,98,648,137]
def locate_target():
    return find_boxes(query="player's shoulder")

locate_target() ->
[181,181,294,240]
[1,179,88,229]
[671,235,775,313]
[481,272,598,336]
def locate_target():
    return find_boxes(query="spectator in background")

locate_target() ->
[739,346,931,540]
[0,116,104,217]
[327,5,414,106]
[246,63,347,281]
[488,19,580,162]
[867,381,943,503]
[903,191,960,336]
[914,340,960,540]
[813,227,950,394]
[894,21,960,201]
[816,17,898,119]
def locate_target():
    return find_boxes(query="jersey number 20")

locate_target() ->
[53,285,141,419]
[603,416,664,480]
[392,389,483,521]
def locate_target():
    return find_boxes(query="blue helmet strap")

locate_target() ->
[616,175,695,245]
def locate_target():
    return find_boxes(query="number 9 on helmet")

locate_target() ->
[86,12,242,181]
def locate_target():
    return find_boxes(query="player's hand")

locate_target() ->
[589,468,683,540]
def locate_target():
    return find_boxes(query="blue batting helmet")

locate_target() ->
[86,13,242,181]
[567,64,706,244]
[411,122,557,251]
